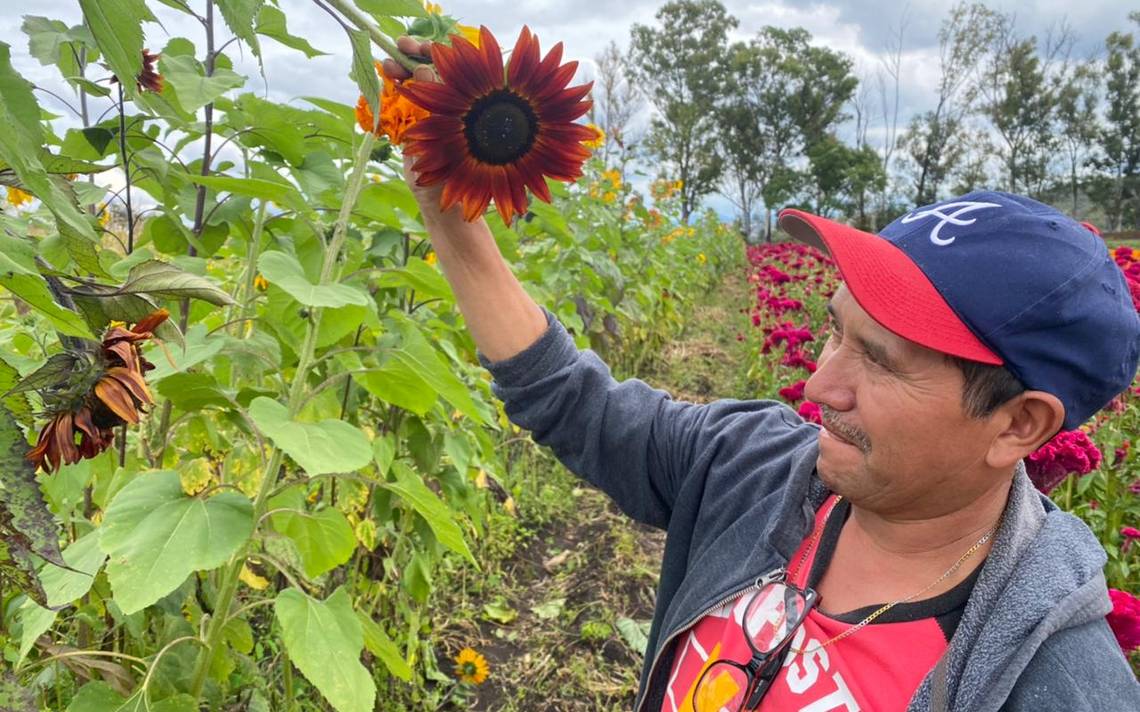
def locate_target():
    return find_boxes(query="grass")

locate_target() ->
[426,262,758,710]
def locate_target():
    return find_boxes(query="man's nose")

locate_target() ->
[803,344,856,412]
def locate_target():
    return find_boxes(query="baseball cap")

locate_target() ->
[777,190,1140,430]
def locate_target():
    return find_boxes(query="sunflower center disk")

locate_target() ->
[464,90,538,165]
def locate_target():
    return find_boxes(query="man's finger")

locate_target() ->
[381,58,410,81]
[396,35,420,55]
[412,64,438,83]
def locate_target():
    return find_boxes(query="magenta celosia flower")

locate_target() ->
[798,401,822,425]
[1024,429,1103,494]
[1107,589,1140,654]
[782,349,817,373]
[778,380,807,404]
[1122,526,1140,553]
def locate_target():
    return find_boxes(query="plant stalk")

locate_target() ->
[320,0,421,72]
[188,131,379,700]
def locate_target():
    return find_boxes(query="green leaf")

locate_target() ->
[66,682,126,712]
[0,272,95,338]
[78,0,154,102]
[0,357,33,423]
[384,461,475,566]
[275,587,376,712]
[71,287,184,348]
[248,397,372,476]
[357,0,429,18]
[357,358,436,415]
[532,596,566,620]
[0,671,35,712]
[2,353,82,398]
[99,470,254,614]
[109,259,236,305]
[375,258,454,302]
[482,599,517,624]
[18,531,107,662]
[372,434,395,477]
[616,617,651,656]
[115,692,197,712]
[347,28,380,120]
[387,315,486,424]
[257,252,371,308]
[144,323,226,382]
[0,405,67,591]
[61,222,108,278]
[255,5,327,58]
[275,508,356,579]
[186,174,308,213]
[156,372,231,411]
[215,0,263,61]
[161,54,245,113]
[356,611,413,680]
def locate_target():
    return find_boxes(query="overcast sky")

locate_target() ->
[1,1,1135,214]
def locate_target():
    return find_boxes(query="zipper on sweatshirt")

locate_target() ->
[634,566,787,712]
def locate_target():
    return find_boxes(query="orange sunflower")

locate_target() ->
[27,309,169,473]
[356,68,431,146]
[396,26,596,225]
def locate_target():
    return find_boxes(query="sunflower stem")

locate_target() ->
[188,131,378,702]
[319,0,420,72]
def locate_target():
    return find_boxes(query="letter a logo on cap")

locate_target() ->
[900,201,1002,246]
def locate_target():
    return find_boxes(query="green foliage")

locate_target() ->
[275,587,376,712]
[99,470,254,613]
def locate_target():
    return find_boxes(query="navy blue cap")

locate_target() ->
[779,191,1140,429]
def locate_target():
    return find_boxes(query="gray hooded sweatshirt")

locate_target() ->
[476,307,1140,710]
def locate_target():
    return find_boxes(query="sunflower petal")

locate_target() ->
[108,366,154,406]
[397,80,471,115]
[507,26,540,89]
[475,26,504,88]
[132,308,170,335]
[95,377,141,424]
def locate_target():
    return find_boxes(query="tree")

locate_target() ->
[1055,61,1101,214]
[628,0,738,221]
[717,45,765,239]
[1091,14,1140,230]
[590,40,641,170]
[978,20,1072,197]
[896,2,1003,204]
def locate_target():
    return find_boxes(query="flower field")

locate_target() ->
[740,240,1140,673]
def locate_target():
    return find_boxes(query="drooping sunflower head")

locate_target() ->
[454,646,489,685]
[397,25,596,225]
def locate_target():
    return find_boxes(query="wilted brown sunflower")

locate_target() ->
[396,26,596,225]
[27,309,169,473]
[111,49,163,94]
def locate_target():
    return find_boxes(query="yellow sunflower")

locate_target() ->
[454,647,489,685]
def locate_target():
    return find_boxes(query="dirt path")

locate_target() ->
[435,265,756,711]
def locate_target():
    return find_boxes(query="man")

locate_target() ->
[385,41,1140,711]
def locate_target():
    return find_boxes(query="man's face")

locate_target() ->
[802,285,1004,516]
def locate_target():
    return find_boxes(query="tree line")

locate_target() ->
[587,0,1140,239]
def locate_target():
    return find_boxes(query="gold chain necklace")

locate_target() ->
[787,495,998,655]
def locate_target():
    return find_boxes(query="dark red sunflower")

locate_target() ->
[396,26,596,225]
[26,309,169,473]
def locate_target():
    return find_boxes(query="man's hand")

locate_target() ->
[380,37,453,224]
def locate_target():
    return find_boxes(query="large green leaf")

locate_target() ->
[356,357,437,415]
[275,587,376,712]
[384,461,475,566]
[375,257,454,302]
[107,259,236,305]
[215,0,263,61]
[156,372,232,411]
[255,5,327,58]
[356,611,413,681]
[275,508,356,579]
[162,54,245,113]
[0,272,95,338]
[257,251,371,308]
[248,397,372,476]
[78,0,153,99]
[144,323,226,382]
[357,0,429,18]
[18,531,107,661]
[66,682,126,712]
[71,287,184,347]
[99,471,254,614]
[186,174,308,213]
[386,315,486,424]
[348,28,380,120]
[0,356,34,423]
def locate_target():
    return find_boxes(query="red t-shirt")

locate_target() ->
[661,495,981,712]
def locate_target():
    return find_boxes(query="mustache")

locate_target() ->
[819,405,870,451]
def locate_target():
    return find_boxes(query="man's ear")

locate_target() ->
[985,391,1066,470]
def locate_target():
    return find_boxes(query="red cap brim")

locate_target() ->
[777,208,1002,365]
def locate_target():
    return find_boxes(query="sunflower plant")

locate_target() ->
[0,2,739,710]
